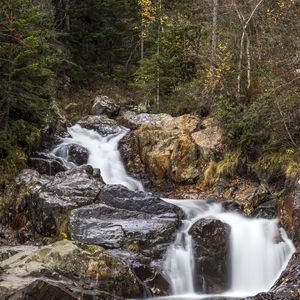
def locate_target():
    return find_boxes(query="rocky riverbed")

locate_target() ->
[0,95,299,299]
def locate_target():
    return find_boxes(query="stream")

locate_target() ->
[51,124,295,299]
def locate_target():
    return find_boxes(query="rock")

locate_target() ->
[54,143,89,165]
[28,156,66,175]
[69,185,181,256]
[99,184,182,216]
[120,111,174,130]
[189,218,231,293]
[119,112,223,185]
[91,95,120,118]
[119,131,144,179]
[212,179,272,215]
[134,264,170,296]
[0,166,104,238]
[78,115,120,136]
[246,247,300,300]
[270,246,300,299]
[0,279,123,300]
[0,245,38,263]
[68,144,89,165]
[191,118,223,159]
[251,199,277,219]
[0,240,145,299]
[277,187,300,246]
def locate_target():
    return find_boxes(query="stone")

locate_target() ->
[119,112,223,186]
[191,118,223,159]
[0,166,104,238]
[91,95,120,118]
[28,156,67,175]
[54,143,89,165]
[189,218,231,293]
[277,187,300,246]
[251,199,277,219]
[78,115,120,136]
[69,185,182,256]
[0,279,123,300]
[0,240,145,299]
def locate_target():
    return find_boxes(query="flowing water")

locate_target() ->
[50,124,144,191]
[51,124,295,299]
[161,199,295,299]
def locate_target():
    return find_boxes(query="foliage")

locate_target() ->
[54,0,140,83]
[0,0,58,184]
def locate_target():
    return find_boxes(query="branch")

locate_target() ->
[275,101,300,151]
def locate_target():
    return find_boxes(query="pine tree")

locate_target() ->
[0,0,58,160]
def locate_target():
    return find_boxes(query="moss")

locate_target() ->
[0,148,27,188]
[203,151,241,187]
[203,161,218,187]
[127,242,140,253]
[254,151,300,182]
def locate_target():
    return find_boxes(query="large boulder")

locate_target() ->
[119,112,223,185]
[91,95,120,118]
[78,115,120,136]
[69,184,182,257]
[0,165,104,238]
[189,218,231,293]
[0,240,145,299]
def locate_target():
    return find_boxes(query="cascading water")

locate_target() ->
[162,199,295,299]
[48,124,295,299]
[50,124,144,191]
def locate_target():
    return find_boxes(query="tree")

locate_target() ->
[0,0,58,159]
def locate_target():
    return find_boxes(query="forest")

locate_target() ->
[0,1,299,299]
[0,0,299,184]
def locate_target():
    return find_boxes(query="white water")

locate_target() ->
[50,124,144,191]
[49,124,295,299]
[162,199,295,299]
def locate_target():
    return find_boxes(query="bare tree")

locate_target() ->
[233,0,264,99]
[211,0,218,86]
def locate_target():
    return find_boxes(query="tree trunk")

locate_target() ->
[156,0,162,109]
[211,0,218,86]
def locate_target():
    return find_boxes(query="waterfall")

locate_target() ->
[50,124,144,191]
[162,199,295,299]
[49,124,295,299]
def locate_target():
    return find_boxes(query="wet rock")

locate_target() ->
[134,264,170,296]
[277,187,300,246]
[54,143,89,165]
[91,95,120,118]
[119,112,223,185]
[221,200,244,214]
[0,240,145,299]
[119,131,145,179]
[0,166,104,238]
[78,115,120,136]
[69,185,181,256]
[251,199,277,219]
[189,218,231,293]
[99,184,182,216]
[28,156,66,175]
